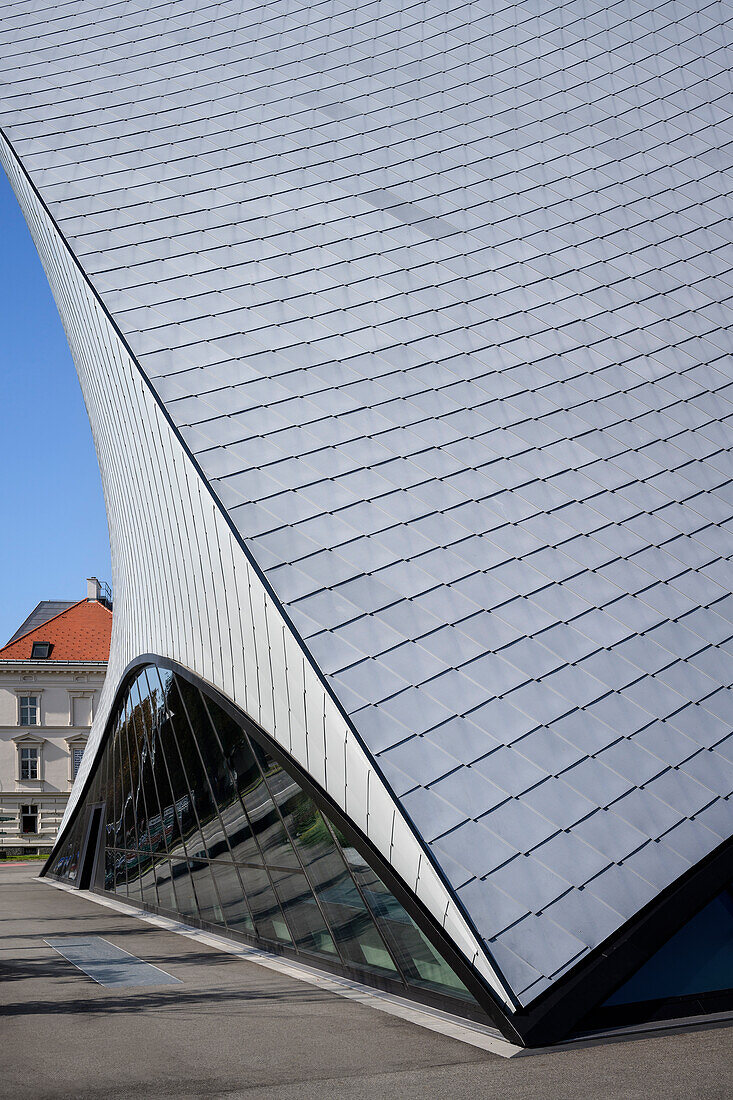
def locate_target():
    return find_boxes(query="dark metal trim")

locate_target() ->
[77,803,105,892]
[580,987,733,1035]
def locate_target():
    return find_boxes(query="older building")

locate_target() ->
[0,580,111,857]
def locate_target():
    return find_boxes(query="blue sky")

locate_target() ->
[0,168,111,646]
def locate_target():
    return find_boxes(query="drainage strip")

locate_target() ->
[45,936,182,988]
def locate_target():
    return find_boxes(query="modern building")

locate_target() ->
[1,0,732,1047]
[0,580,112,857]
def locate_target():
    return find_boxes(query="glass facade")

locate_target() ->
[49,664,475,1009]
[603,882,733,1009]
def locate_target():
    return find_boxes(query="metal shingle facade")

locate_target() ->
[2,0,733,1008]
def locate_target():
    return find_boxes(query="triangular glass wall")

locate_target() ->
[582,879,733,1030]
[49,664,479,1012]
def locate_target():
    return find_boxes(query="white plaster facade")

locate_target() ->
[0,660,105,854]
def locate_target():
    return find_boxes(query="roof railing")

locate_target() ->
[87,577,113,608]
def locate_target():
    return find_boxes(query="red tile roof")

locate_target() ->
[0,600,112,662]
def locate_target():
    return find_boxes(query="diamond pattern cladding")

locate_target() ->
[2,0,733,1005]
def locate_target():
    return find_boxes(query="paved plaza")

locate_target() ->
[0,864,730,1100]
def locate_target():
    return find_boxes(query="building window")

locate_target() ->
[72,746,85,779]
[31,641,51,659]
[14,735,44,784]
[66,736,88,786]
[19,696,39,726]
[20,747,39,780]
[20,805,38,834]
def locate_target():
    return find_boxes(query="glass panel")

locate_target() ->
[20,747,38,780]
[172,688,303,945]
[342,844,472,999]
[130,675,167,859]
[208,860,254,934]
[110,720,124,848]
[268,868,337,957]
[65,818,84,884]
[112,849,128,896]
[104,848,115,892]
[237,863,293,945]
[158,674,222,858]
[604,884,733,1007]
[238,741,300,871]
[173,679,254,867]
[187,859,225,925]
[64,833,77,879]
[152,857,178,914]
[147,666,208,858]
[49,833,74,879]
[200,703,264,868]
[19,696,38,725]
[140,668,186,861]
[168,859,200,922]
[175,680,238,818]
[120,708,139,852]
[262,756,398,975]
[125,851,143,904]
[215,793,260,867]
[127,686,155,856]
[137,851,160,908]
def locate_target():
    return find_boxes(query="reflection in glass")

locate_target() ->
[209,860,254,934]
[188,859,225,925]
[168,859,199,923]
[211,720,266,866]
[269,868,337,957]
[120,709,139,852]
[48,664,477,1010]
[153,857,178,914]
[604,884,733,1007]
[138,851,160,909]
[239,864,293,944]
[152,691,205,862]
[264,762,398,975]
[167,677,225,855]
[49,814,85,883]
[344,844,470,996]
[113,723,125,848]
[113,850,127,895]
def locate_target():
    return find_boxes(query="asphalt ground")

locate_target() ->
[0,864,731,1100]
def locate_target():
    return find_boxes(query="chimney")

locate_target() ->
[87,577,102,601]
